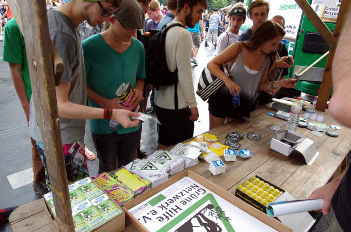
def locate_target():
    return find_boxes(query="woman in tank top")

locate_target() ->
[207,20,291,129]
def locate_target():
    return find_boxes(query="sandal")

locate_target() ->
[85,146,96,160]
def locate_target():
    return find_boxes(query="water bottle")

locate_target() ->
[232,90,240,107]
[287,98,302,131]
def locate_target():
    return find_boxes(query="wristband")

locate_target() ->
[104,107,108,119]
[104,108,113,120]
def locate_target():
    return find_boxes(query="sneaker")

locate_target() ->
[145,106,156,114]
[205,41,209,47]
[0,206,18,226]
[33,182,50,197]
[191,58,198,66]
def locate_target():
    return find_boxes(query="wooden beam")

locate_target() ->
[295,0,336,49]
[315,0,351,111]
[7,0,74,231]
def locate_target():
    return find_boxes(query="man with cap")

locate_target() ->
[82,0,146,173]
[215,3,246,55]
[29,0,141,186]
[154,0,207,149]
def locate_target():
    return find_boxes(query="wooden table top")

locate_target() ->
[10,106,351,232]
[186,106,351,200]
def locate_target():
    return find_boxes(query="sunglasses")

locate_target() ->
[97,2,114,17]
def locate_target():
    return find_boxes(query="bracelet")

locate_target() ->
[104,107,113,120]
[104,107,108,119]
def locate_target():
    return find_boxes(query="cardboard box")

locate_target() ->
[270,130,319,165]
[123,170,292,232]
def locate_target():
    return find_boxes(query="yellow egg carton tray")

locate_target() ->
[235,176,284,214]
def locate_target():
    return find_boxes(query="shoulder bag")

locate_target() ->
[196,42,243,101]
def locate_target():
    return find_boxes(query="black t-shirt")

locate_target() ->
[332,166,351,231]
[238,28,253,42]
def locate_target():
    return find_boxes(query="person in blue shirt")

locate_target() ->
[188,20,204,66]
[157,0,177,30]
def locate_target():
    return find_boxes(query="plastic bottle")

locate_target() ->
[287,97,303,131]
[232,90,240,107]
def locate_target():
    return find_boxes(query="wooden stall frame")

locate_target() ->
[295,0,350,112]
[5,0,351,231]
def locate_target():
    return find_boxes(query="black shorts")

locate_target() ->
[156,106,194,146]
[208,90,254,119]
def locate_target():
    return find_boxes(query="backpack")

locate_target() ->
[146,23,185,87]
[146,23,185,110]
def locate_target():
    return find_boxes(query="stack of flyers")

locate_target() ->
[209,159,226,175]
[193,133,218,143]
[170,143,201,168]
[207,142,229,157]
[124,159,169,188]
[203,152,221,163]
[104,183,135,205]
[92,173,135,205]
[223,149,239,162]
[44,178,124,231]
[148,150,185,175]
[69,187,88,208]
[77,202,106,230]
[112,168,150,195]
[73,214,90,232]
[90,194,123,221]
[91,173,119,188]
[78,181,105,200]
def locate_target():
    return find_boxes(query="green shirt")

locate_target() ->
[3,18,31,100]
[82,34,146,135]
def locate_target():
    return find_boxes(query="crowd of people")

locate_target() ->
[2,0,351,231]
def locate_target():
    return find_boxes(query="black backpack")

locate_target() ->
[146,23,185,87]
[146,23,185,109]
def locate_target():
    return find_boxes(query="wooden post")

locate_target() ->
[7,0,74,231]
[315,0,351,111]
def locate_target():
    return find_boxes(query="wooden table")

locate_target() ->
[10,107,351,231]
[186,107,350,200]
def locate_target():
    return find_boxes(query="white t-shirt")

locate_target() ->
[215,30,240,55]
[154,22,197,110]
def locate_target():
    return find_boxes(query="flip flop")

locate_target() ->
[85,146,96,160]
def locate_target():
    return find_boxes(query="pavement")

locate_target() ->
[0,38,339,231]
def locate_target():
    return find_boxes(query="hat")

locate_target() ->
[113,0,145,29]
[229,6,246,19]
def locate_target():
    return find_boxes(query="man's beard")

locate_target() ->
[185,10,195,28]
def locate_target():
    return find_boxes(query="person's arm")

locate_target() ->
[175,32,198,121]
[329,6,351,128]
[57,81,139,128]
[87,85,128,110]
[207,42,242,94]
[129,78,144,109]
[9,63,30,120]
[309,170,346,215]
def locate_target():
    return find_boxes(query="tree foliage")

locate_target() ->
[211,0,229,10]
